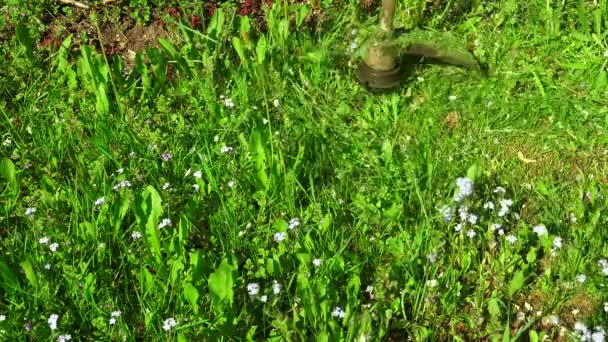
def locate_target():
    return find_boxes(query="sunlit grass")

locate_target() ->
[1,0,608,340]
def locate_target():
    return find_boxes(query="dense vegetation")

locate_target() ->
[1,0,608,340]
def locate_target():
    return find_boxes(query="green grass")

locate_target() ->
[1,0,608,340]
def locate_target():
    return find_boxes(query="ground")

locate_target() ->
[0,0,607,341]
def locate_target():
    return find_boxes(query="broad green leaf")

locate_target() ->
[183,283,200,314]
[529,330,539,342]
[488,298,501,317]
[232,37,247,65]
[208,258,235,315]
[526,248,537,264]
[508,270,525,297]
[466,162,481,181]
[256,36,268,65]
[20,260,37,288]
[113,196,130,230]
[134,186,163,263]
[0,157,17,194]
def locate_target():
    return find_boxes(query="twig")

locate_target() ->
[58,0,90,9]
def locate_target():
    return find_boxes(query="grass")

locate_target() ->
[1,0,608,340]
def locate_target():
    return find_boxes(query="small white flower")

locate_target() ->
[553,236,563,249]
[458,207,469,221]
[490,223,502,232]
[227,180,235,188]
[454,223,463,232]
[158,218,172,229]
[109,317,116,325]
[548,315,559,325]
[576,274,587,284]
[483,202,495,210]
[533,224,548,236]
[193,171,202,179]
[454,177,473,202]
[57,335,72,342]
[426,279,438,288]
[0,314,5,321]
[49,243,59,252]
[94,197,105,207]
[112,180,132,191]
[493,186,506,194]
[162,317,178,331]
[273,232,287,242]
[259,295,268,303]
[439,205,453,222]
[262,118,269,125]
[162,182,170,190]
[272,281,282,295]
[288,218,300,230]
[184,169,191,177]
[192,184,200,192]
[591,330,605,342]
[273,98,280,107]
[39,236,50,244]
[498,229,505,235]
[448,95,457,101]
[506,234,518,244]
[44,263,51,270]
[213,135,219,142]
[467,214,479,225]
[131,231,142,240]
[604,50,608,58]
[427,253,437,263]
[331,306,345,319]
[575,321,589,333]
[312,258,323,267]
[247,283,260,296]
[220,146,234,154]
[129,151,136,158]
[48,314,59,330]
[516,311,525,321]
[604,302,608,313]
[467,229,476,238]
[111,311,121,317]
[25,207,36,216]
[238,230,246,237]
[116,168,124,174]
[223,98,234,108]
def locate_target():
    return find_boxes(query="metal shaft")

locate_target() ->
[379,0,395,34]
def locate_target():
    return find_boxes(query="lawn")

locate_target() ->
[1,0,608,340]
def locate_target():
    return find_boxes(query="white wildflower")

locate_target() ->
[483,202,495,210]
[454,177,473,202]
[490,223,502,232]
[184,169,191,177]
[331,306,345,319]
[111,311,121,317]
[49,243,59,252]
[193,171,202,179]
[162,182,170,190]
[467,213,479,225]
[25,207,36,216]
[48,314,59,331]
[259,295,268,303]
[158,218,172,229]
[506,234,518,244]
[532,224,548,236]
[553,237,563,249]
[131,231,142,240]
[0,315,5,321]
[273,232,287,242]
[129,151,136,158]
[548,315,559,325]
[498,198,513,217]
[162,317,178,331]
[247,283,260,296]
[192,184,200,192]
[454,223,463,232]
[39,236,50,244]
[227,180,235,188]
[220,146,233,154]
[458,207,469,221]
[272,281,282,295]
[44,263,51,270]
[576,274,587,284]
[288,218,300,230]
[116,168,124,174]
[94,197,105,207]
[273,98,280,107]
[426,279,438,288]
[57,335,72,342]
[448,95,457,101]
[439,205,453,222]
[223,97,234,108]
[312,258,323,267]
[427,253,437,263]
[467,229,476,238]
[109,318,116,325]
[494,186,506,194]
